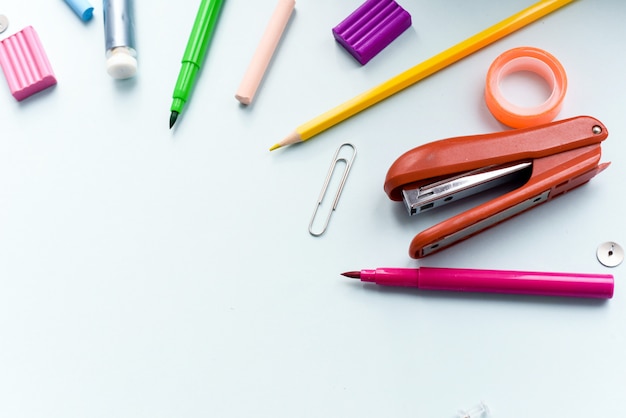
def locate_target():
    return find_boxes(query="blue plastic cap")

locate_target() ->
[64,0,95,22]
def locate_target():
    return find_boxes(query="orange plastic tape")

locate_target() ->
[485,46,567,129]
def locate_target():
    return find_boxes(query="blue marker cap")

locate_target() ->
[63,0,95,22]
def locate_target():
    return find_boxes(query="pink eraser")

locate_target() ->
[0,26,57,101]
[332,0,412,65]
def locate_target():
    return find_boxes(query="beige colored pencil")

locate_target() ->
[235,0,295,105]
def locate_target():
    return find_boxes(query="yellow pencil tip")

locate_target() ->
[269,143,281,152]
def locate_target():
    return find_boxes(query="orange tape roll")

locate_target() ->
[485,46,567,129]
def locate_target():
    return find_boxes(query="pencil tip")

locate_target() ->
[269,131,301,151]
[169,111,179,129]
[341,271,361,279]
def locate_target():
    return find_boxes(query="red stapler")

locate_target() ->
[384,116,609,258]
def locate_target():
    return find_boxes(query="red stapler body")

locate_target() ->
[384,116,609,258]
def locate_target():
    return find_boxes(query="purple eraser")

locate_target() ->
[332,0,412,65]
[0,26,57,101]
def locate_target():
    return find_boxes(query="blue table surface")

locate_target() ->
[0,1,624,417]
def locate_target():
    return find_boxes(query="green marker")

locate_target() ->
[169,0,226,128]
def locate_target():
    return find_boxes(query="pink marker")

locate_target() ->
[0,26,57,101]
[342,267,614,299]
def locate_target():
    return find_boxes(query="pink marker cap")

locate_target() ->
[0,26,57,101]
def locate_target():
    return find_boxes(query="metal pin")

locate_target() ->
[597,241,624,267]
[0,15,8,33]
[308,143,357,236]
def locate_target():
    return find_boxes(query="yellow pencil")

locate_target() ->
[270,0,574,151]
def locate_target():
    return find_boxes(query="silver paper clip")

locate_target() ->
[308,143,357,236]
